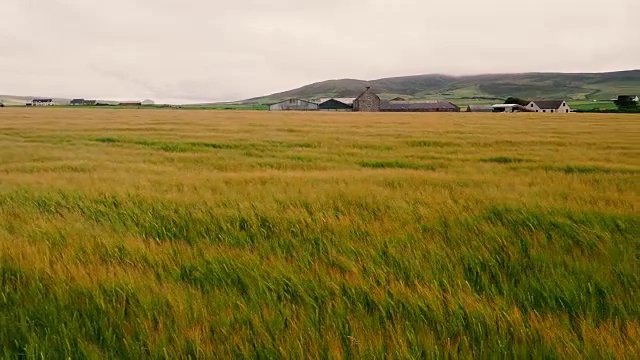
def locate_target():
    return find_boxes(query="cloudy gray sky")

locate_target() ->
[1,0,638,103]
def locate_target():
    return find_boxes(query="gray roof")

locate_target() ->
[531,100,565,109]
[318,97,356,105]
[381,101,459,111]
[467,105,494,111]
[269,98,318,106]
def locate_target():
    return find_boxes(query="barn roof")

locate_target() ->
[467,105,493,111]
[531,100,565,109]
[319,98,353,109]
[318,97,356,105]
[270,98,318,106]
[380,101,459,111]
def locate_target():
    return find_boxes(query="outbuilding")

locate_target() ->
[381,101,460,112]
[318,98,353,111]
[32,98,54,106]
[466,105,494,112]
[268,99,319,111]
[491,104,529,113]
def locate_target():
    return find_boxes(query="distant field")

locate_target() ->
[569,101,617,111]
[0,109,638,358]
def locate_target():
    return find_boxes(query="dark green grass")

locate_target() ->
[480,156,530,164]
[1,190,638,358]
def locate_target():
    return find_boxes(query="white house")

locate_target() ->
[526,100,571,113]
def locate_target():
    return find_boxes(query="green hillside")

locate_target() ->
[244,70,640,104]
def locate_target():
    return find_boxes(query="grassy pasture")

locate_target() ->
[0,109,639,358]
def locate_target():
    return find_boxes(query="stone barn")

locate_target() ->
[353,87,381,112]
[269,99,319,111]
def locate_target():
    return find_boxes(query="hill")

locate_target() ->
[242,70,640,104]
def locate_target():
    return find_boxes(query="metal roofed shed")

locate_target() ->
[268,98,319,111]
[466,105,494,112]
[380,100,460,112]
[318,98,353,111]
[491,104,529,113]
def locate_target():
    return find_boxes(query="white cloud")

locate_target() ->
[1,0,638,103]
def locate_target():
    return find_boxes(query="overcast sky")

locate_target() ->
[1,0,638,104]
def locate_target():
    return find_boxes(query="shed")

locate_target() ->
[318,99,353,111]
[32,98,54,106]
[491,104,528,113]
[466,105,494,112]
[353,87,381,112]
[380,101,460,112]
[268,99,319,111]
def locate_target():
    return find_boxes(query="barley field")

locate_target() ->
[0,108,638,359]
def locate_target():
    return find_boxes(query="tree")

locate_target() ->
[614,95,638,111]
[504,97,529,106]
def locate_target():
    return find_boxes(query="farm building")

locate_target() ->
[380,101,460,112]
[353,87,381,112]
[318,98,355,105]
[491,104,529,113]
[526,100,571,113]
[318,99,353,111]
[615,95,639,102]
[269,99,319,111]
[32,98,54,106]
[466,105,494,112]
[70,99,97,106]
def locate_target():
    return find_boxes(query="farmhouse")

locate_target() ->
[526,100,571,113]
[318,99,353,111]
[269,99,319,111]
[466,105,494,112]
[381,100,460,112]
[353,87,381,112]
[32,98,54,106]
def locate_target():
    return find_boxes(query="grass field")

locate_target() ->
[0,109,638,358]
[569,101,618,111]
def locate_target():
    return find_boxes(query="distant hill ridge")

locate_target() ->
[244,70,640,104]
